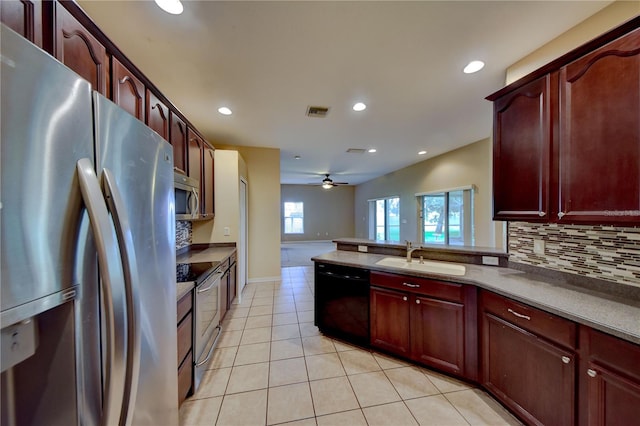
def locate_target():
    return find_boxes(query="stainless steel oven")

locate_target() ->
[193,265,223,390]
[176,261,223,392]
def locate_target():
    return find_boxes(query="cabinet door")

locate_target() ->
[229,261,237,305]
[1,0,42,47]
[187,128,203,183]
[411,295,464,375]
[54,2,108,95]
[482,312,575,426]
[112,57,145,121]
[220,269,229,321]
[202,145,215,217]
[586,363,640,426]
[370,286,411,357]
[559,28,640,224]
[146,90,169,141]
[492,75,553,221]
[170,112,187,174]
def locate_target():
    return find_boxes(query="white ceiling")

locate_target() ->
[78,0,610,186]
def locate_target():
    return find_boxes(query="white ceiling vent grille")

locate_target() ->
[346,148,366,154]
[306,106,329,118]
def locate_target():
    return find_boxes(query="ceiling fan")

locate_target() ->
[320,174,348,189]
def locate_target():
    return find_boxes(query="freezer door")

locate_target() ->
[0,24,93,324]
[94,93,178,425]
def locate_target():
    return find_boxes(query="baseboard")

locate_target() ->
[248,276,282,283]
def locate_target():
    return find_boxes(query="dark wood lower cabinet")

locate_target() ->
[579,327,640,426]
[482,312,575,425]
[370,286,411,357]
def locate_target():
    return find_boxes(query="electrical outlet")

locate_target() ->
[358,245,368,253]
[482,256,500,266]
[533,239,545,254]
[224,227,231,236]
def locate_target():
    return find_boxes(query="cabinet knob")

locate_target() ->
[539,211,546,217]
[402,296,408,302]
[587,369,597,378]
[561,356,571,364]
[558,212,566,219]
[416,299,421,304]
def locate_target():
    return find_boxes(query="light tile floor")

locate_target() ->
[180,266,523,426]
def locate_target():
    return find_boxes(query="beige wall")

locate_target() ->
[506,1,639,84]
[354,138,503,249]
[281,185,355,242]
[195,145,281,282]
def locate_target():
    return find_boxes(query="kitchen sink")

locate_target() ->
[374,257,466,276]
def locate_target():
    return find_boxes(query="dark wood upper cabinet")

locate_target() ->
[112,57,145,121]
[1,0,42,47]
[492,75,553,221]
[146,90,169,141]
[187,128,203,183]
[53,2,108,95]
[202,145,215,217]
[170,112,187,174]
[558,27,640,224]
[488,19,640,226]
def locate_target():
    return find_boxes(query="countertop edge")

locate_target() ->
[312,251,640,346]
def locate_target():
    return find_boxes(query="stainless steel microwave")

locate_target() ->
[174,173,200,220]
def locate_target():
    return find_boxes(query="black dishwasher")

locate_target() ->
[314,262,370,346]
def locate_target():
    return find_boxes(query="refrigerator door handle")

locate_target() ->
[76,159,128,426]
[102,169,141,426]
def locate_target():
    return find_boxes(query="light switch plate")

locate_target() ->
[224,227,231,236]
[358,245,368,253]
[533,239,545,254]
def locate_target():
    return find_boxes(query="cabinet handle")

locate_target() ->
[558,212,566,219]
[507,308,531,321]
[561,356,571,364]
[402,282,420,288]
[402,296,408,302]
[587,369,597,378]
[539,211,546,217]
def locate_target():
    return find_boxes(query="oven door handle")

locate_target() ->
[195,326,222,367]
[197,272,223,293]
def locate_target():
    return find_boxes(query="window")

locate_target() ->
[283,202,304,234]
[418,187,474,245]
[369,197,400,242]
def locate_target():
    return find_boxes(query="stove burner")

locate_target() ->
[176,261,221,284]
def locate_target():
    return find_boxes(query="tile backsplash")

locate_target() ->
[508,222,640,289]
[176,220,192,251]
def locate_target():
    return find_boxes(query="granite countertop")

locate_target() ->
[312,250,640,345]
[333,237,509,257]
[175,245,237,301]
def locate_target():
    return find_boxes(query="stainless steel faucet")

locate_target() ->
[405,241,420,262]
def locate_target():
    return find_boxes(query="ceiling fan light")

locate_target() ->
[154,0,184,15]
[322,183,333,189]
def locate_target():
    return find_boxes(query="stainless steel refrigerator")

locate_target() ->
[0,24,178,425]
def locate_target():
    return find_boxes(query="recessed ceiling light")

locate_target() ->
[154,0,183,15]
[218,107,232,116]
[368,148,377,153]
[463,60,485,74]
[418,150,427,155]
[353,102,367,112]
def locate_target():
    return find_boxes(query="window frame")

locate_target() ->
[416,186,475,246]
[368,196,400,242]
[283,201,304,234]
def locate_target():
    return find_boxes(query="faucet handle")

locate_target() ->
[405,240,412,248]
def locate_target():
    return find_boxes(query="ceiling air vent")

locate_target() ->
[306,106,329,118]
[346,148,366,154]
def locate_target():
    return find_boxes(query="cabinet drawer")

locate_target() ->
[177,290,192,323]
[177,312,193,368]
[178,349,193,406]
[371,271,463,302]
[481,291,576,349]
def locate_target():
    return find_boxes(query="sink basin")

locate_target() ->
[375,257,466,276]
